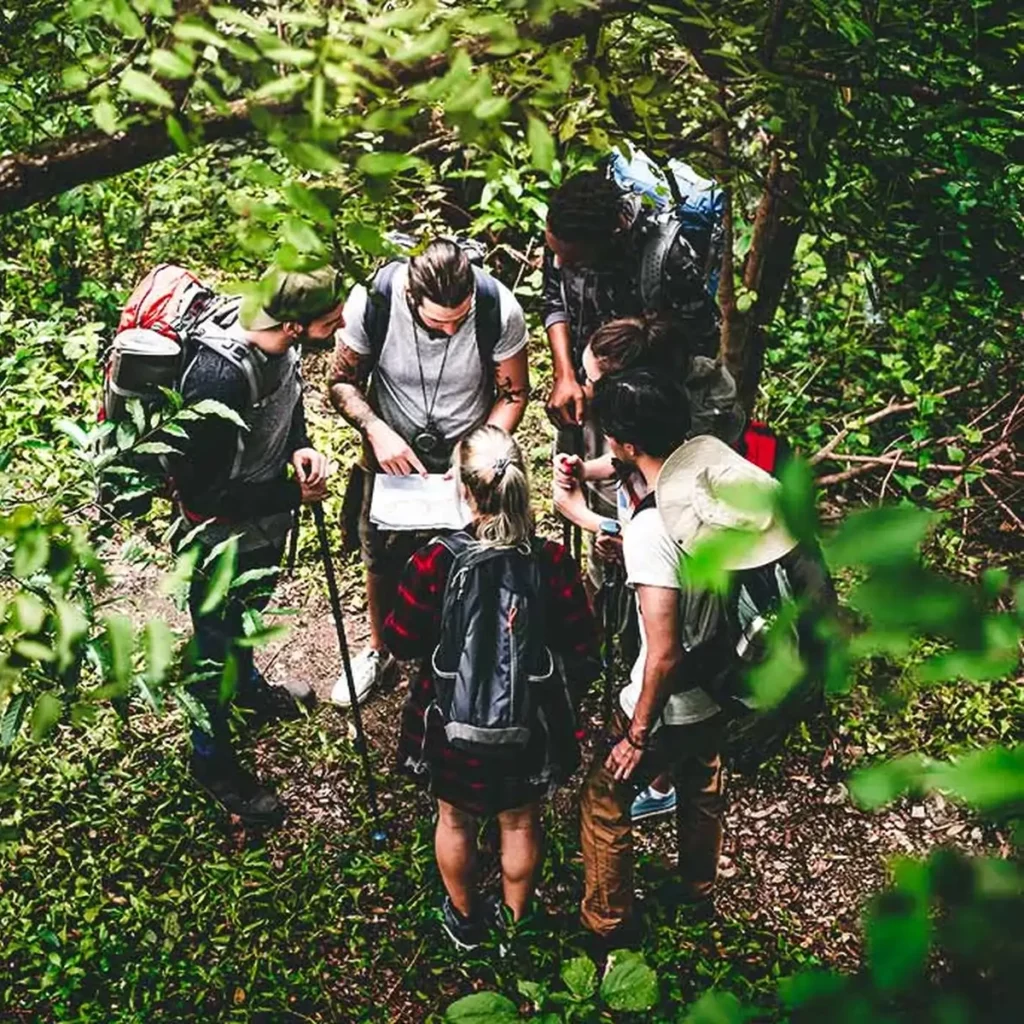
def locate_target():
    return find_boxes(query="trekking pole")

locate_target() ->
[311,501,387,847]
[285,508,300,576]
[601,566,617,725]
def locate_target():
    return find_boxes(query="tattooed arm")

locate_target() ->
[328,337,427,475]
[486,347,530,434]
[327,339,379,432]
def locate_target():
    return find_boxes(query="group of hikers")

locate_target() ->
[105,156,833,955]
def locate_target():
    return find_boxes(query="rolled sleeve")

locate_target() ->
[338,283,371,356]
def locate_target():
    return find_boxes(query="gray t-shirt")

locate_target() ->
[339,265,527,467]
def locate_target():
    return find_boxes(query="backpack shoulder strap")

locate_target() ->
[635,491,657,515]
[432,529,474,559]
[364,261,404,366]
[472,266,502,365]
[639,217,683,309]
[189,324,264,411]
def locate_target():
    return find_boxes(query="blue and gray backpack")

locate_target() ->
[608,147,726,301]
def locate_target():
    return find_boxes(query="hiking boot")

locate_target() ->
[190,752,285,826]
[440,895,485,952]
[630,784,677,822]
[241,674,316,727]
[331,648,394,707]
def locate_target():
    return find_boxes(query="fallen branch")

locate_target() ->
[809,386,965,465]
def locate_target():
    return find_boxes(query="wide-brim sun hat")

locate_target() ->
[655,434,797,571]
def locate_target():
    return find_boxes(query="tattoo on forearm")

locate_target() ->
[328,342,378,430]
[494,371,530,406]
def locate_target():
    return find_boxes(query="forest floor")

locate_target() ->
[6,353,1015,1022]
[99,531,1010,1021]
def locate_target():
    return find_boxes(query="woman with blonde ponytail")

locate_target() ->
[384,425,598,950]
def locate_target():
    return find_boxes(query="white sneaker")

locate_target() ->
[331,648,394,707]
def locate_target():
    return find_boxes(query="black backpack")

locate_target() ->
[430,532,554,760]
[637,492,832,772]
[363,260,502,368]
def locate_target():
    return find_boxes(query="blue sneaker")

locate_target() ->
[631,785,677,822]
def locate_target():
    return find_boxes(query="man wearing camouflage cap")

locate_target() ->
[172,264,343,825]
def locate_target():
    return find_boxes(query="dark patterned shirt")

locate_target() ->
[542,200,721,370]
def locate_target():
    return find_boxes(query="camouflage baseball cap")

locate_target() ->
[241,266,343,330]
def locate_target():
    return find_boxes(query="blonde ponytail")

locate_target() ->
[455,425,533,549]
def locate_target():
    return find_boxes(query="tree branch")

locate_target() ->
[0,0,638,216]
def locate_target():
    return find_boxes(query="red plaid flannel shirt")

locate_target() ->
[383,537,598,674]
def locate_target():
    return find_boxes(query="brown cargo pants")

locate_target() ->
[579,711,724,937]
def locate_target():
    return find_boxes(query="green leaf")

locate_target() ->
[599,950,658,1011]
[392,25,449,63]
[527,115,555,174]
[283,183,334,227]
[13,527,50,579]
[444,992,520,1023]
[777,457,818,545]
[189,399,249,430]
[849,755,925,810]
[103,0,145,37]
[260,45,316,68]
[219,651,239,705]
[150,48,193,79]
[824,506,934,569]
[747,632,805,709]
[682,989,745,1023]
[30,692,62,742]
[120,68,175,109]
[55,599,88,671]
[199,537,238,615]
[251,72,310,102]
[144,620,174,687]
[15,640,55,662]
[92,99,120,135]
[134,441,181,456]
[105,613,135,687]
[356,151,422,178]
[14,593,46,633]
[560,956,597,1000]
[866,859,931,992]
[1,693,31,749]
[54,418,90,449]
[282,215,326,254]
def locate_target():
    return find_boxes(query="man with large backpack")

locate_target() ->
[542,157,728,610]
[328,239,530,708]
[578,368,830,950]
[116,264,343,824]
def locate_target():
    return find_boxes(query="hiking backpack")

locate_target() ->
[430,532,555,760]
[608,147,726,301]
[99,264,264,513]
[636,492,832,772]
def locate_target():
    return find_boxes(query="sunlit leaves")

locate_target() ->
[527,115,555,174]
[119,69,175,109]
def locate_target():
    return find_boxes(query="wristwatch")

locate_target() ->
[598,518,622,537]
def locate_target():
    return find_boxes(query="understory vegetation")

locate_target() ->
[1,1,1021,1021]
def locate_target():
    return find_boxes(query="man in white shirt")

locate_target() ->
[328,240,529,705]
[577,367,726,946]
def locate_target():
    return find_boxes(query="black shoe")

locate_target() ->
[240,676,316,728]
[190,752,285,826]
[441,896,485,952]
